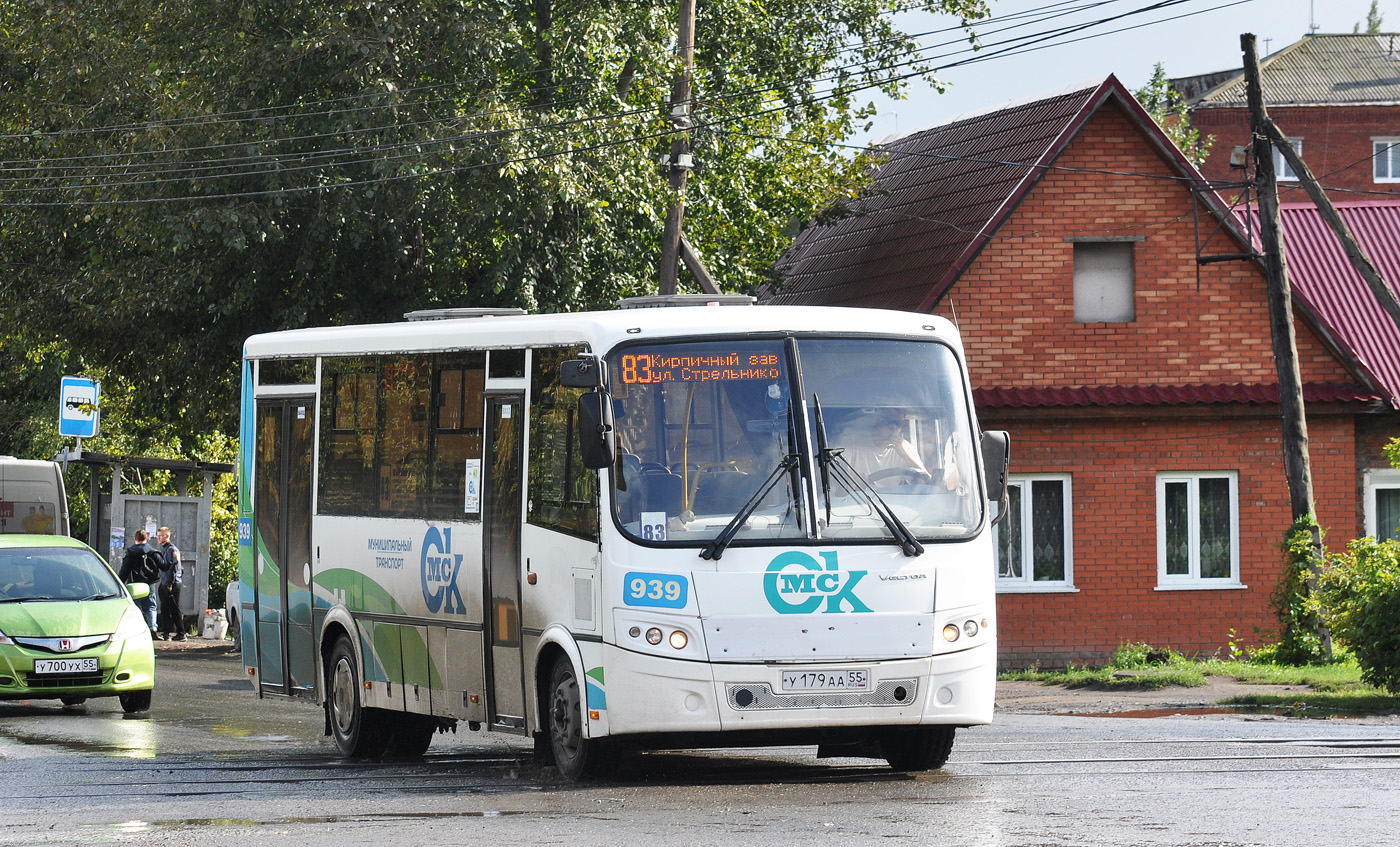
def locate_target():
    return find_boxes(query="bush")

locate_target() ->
[1317,537,1400,693]
[1270,515,1329,665]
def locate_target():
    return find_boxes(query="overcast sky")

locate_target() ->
[854,0,1395,145]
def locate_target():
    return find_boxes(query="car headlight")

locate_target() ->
[0,626,12,646]
[113,606,150,640]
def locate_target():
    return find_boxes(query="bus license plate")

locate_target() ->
[33,658,98,674]
[781,669,870,692]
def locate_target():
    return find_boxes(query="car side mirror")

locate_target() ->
[128,582,151,601]
[576,391,617,469]
[981,431,1010,524]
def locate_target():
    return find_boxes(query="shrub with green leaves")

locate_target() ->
[1318,538,1400,693]
[1271,515,1328,665]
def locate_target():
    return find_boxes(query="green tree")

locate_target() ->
[0,0,990,439]
[1135,62,1214,168]
[1355,1,1384,33]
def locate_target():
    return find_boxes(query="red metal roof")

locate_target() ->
[975,383,1382,409]
[1249,201,1400,409]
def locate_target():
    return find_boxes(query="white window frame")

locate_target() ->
[995,474,1075,593]
[1156,471,1243,589]
[1374,138,1400,183]
[1273,138,1302,181]
[1364,468,1400,541]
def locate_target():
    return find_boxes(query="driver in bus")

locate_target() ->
[842,410,934,485]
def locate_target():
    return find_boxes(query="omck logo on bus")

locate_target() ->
[763,551,872,614]
[421,527,466,615]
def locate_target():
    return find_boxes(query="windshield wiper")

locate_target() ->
[702,402,804,561]
[812,395,925,557]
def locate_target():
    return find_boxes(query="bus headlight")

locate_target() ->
[668,630,688,650]
[645,627,663,645]
[942,623,961,642]
[963,619,979,638]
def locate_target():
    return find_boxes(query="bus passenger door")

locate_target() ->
[483,395,527,732]
[253,398,316,697]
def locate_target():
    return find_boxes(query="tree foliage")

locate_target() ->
[1134,62,1213,168]
[0,0,990,440]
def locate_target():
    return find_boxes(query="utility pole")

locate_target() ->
[658,0,718,295]
[1242,33,1332,658]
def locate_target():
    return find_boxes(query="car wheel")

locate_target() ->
[880,725,955,771]
[60,696,87,706]
[546,656,618,780]
[119,690,152,714]
[326,634,388,758]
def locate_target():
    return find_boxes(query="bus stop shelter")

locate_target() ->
[55,450,233,626]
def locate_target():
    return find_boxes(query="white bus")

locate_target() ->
[236,296,1008,778]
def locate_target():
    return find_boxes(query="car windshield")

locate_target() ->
[605,336,981,547]
[0,547,124,601]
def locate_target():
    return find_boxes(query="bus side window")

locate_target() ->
[430,354,486,520]
[527,347,598,539]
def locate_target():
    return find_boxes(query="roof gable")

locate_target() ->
[1193,33,1400,107]
[769,75,1237,312]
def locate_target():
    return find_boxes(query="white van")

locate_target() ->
[0,457,70,535]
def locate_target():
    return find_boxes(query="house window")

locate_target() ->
[1364,469,1400,542]
[996,475,1073,590]
[1273,138,1302,181]
[1157,472,1240,587]
[1073,242,1135,323]
[1373,138,1400,183]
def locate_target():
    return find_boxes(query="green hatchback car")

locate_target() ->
[0,534,155,712]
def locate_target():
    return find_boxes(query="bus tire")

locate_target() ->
[327,635,388,758]
[383,713,437,760]
[546,656,618,780]
[880,725,955,771]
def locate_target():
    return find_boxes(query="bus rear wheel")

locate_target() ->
[546,657,617,780]
[327,635,388,758]
[880,725,956,771]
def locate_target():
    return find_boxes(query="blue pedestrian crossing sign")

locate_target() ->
[59,376,100,438]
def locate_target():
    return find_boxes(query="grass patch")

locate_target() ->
[1000,643,1400,713]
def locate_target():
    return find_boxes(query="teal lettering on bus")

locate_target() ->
[763,551,871,615]
[421,527,466,615]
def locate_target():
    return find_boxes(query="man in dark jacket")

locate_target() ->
[118,529,162,636]
[155,526,184,641]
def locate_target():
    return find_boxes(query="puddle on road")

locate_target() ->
[101,809,528,833]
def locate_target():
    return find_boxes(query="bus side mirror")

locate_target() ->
[576,391,617,469]
[981,430,1010,525]
[561,356,605,389]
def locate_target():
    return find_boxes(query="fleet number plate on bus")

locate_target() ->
[781,669,870,692]
[33,658,98,674]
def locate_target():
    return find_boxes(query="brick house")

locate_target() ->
[1176,33,1400,201]
[765,76,1399,667]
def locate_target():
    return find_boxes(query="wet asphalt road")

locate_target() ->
[1,643,1399,846]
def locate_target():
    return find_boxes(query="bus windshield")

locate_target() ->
[606,336,980,547]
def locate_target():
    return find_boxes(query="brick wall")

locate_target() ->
[982,414,1357,668]
[1190,104,1400,201]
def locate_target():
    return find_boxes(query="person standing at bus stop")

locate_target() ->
[156,526,185,641]
[118,529,161,636]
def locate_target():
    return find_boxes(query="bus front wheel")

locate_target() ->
[880,725,956,771]
[546,657,618,780]
[327,635,388,758]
